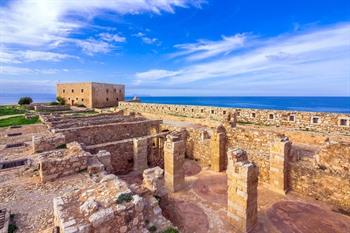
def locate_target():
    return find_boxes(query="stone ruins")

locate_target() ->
[0,100,349,233]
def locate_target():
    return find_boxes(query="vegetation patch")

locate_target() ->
[55,144,67,149]
[116,193,133,204]
[0,106,26,116]
[18,97,33,105]
[148,225,157,232]
[162,227,179,233]
[0,116,40,128]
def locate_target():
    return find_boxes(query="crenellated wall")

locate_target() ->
[119,102,350,134]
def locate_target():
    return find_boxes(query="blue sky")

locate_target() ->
[0,0,349,96]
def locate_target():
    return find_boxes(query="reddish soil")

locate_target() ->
[192,172,227,206]
[267,201,350,233]
[184,159,202,176]
[162,198,210,233]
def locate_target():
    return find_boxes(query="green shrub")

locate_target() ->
[116,193,133,204]
[8,223,17,233]
[49,101,59,105]
[162,227,178,233]
[56,96,66,105]
[18,97,33,105]
[55,144,67,149]
[148,225,157,232]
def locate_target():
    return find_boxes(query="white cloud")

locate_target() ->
[99,33,126,43]
[135,69,181,83]
[0,0,202,48]
[134,32,160,45]
[75,39,113,56]
[134,23,350,95]
[0,49,79,63]
[172,34,247,61]
[0,65,64,75]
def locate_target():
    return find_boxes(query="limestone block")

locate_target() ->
[80,198,99,216]
[143,166,167,197]
[88,207,114,228]
[96,150,113,173]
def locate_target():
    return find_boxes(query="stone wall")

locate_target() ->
[289,142,350,211]
[53,120,162,146]
[86,134,167,174]
[32,133,66,153]
[38,142,89,182]
[34,104,71,112]
[119,102,350,134]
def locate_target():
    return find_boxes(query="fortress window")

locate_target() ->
[339,119,348,126]
[201,109,204,113]
[106,89,109,93]
[237,112,240,116]
[76,97,78,101]
[269,114,274,120]
[289,115,295,122]
[119,90,122,93]
[183,108,185,111]
[114,88,116,92]
[63,89,65,93]
[192,109,194,112]
[251,113,256,118]
[68,98,70,100]
[116,98,119,101]
[71,89,74,93]
[211,110,215,114]
[81,98,84,102]
[223,111,226,115]
[312,116,320,124]
[81,89,84,93]
[106,98,109,102]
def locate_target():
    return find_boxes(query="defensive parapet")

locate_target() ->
[118,102,350,134]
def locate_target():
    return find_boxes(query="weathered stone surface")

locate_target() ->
[164,132,185,192]
[32,133,66,153]
[80,198,99,216]
[143,166,167,197]
[227,148,259,233]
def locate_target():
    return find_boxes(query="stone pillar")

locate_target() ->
[225,112,237,128]
[133,137,148,173]
[227,148,258,233]
[269,137,292,194]
[164,132,185,192]
[210,125,227,172]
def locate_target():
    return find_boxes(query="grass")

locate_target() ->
[0,105,26,116]
[0,116,40,128]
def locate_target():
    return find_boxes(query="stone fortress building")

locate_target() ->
[0,83,350,233]
[57,82,125,108]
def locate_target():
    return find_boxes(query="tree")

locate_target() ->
[18,97,33,105]
[56,96,66,105]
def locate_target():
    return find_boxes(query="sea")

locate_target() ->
[0,93,349,113]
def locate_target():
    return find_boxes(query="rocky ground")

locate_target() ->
[0,168,94,233]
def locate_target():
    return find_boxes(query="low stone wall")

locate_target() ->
[119,102,350,134]
[38,142,89,182]
[34,105,70,112]
[53,120,162,146]
[32,133,66,153]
